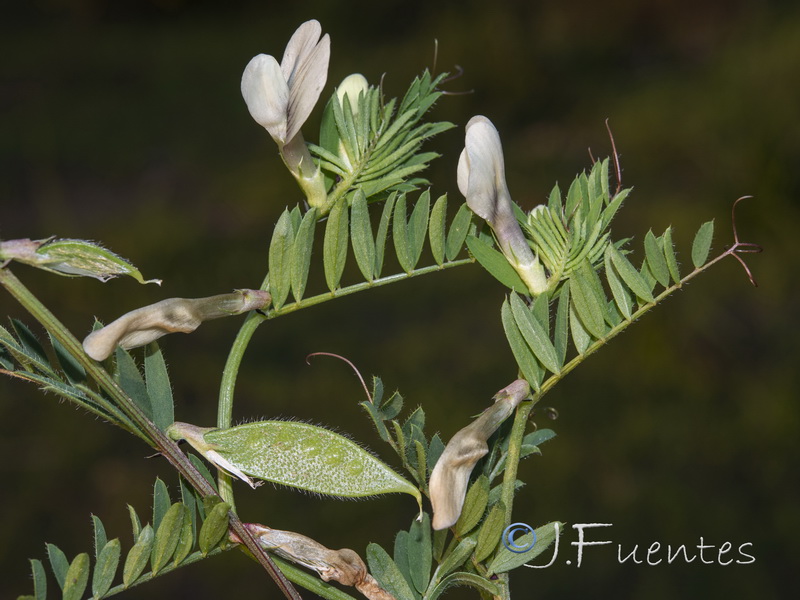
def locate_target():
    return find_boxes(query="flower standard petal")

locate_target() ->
[241,54,290,144]
[280,19,330,144]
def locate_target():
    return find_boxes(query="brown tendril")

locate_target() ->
[725,196,762,287]
[306,352,372,403]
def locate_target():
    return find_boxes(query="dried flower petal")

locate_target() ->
[82,290,270,360]
[429,379,530,530]
[234,523,395,600]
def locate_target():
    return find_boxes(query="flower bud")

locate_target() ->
[82,290,270,360]
[429,379,530,530]
[336,73,368,115]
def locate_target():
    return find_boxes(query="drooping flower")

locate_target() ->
[457,116,548,295]
[82,290,270,361]
[429,379,530,530]
[241,20,330,208]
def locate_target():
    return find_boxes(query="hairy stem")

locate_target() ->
[264,257,474,319]
[539,244,743,399]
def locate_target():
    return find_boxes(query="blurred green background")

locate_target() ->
[1,1,797,598]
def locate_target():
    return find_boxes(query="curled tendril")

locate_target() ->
[306,352,372,403]
[725,196,762,287]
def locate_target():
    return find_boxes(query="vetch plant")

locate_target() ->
[1,18,762,600]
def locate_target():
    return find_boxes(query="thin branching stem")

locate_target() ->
[263,257,474,319]
[0,267,302,600]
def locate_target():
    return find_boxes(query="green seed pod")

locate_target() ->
[168,420,421,508]
[0,237,160,284]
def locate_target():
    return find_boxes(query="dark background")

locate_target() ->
[1,1,797,598]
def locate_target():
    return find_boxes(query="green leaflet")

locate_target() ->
[46,543,68,589]
[152,477,171,531]
[692,220,715,268]
[290,207,318,301]
[465,235,528,291]
[569,302,592,355]
[644,229,670,287]
[487,521,563,575]
[605,250,633,319]
[92,515,108,560]
[62,552,90,600]
[323,198,350,291]
[123,524,154,586]
[205,421,422,506]
[92,539,121,598]
[662,226,681,283]
[501,299,543,390]
[455,475,489,536]
[268,209,294,309]
[115,347,153,421]
[350,190,376,282]
[144,342,174,432]
[128,504,142,540]
[374,193,397,277]
[407,190,431,268]
[199,501,230,556]
[509,292,561,374]
[49,333,85,384]
[569,261,608,339]
[407,512,432,594]
[429,194,448,265]
[554,282,571,366]
[172,503,194,566]
[474,501,506,563]
[30,559,47,600]
[393,194,413,272]
[606,244,655,303]
[367,543,417,600]
[436,537,477,580]
[151,502,185,574]
[445,203,472,261]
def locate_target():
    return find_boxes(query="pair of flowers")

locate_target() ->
[244,21,546,297]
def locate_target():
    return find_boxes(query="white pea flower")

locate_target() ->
[241,20,330,208]
[457,116,548,295]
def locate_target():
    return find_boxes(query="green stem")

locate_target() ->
[499,400,535,527]
[216,310,263,508]
[0,267,301,600]
[264,258,474,319]
[539,246,738,398]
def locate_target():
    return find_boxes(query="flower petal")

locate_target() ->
[285,33,330,144]
[241,54,290,144]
